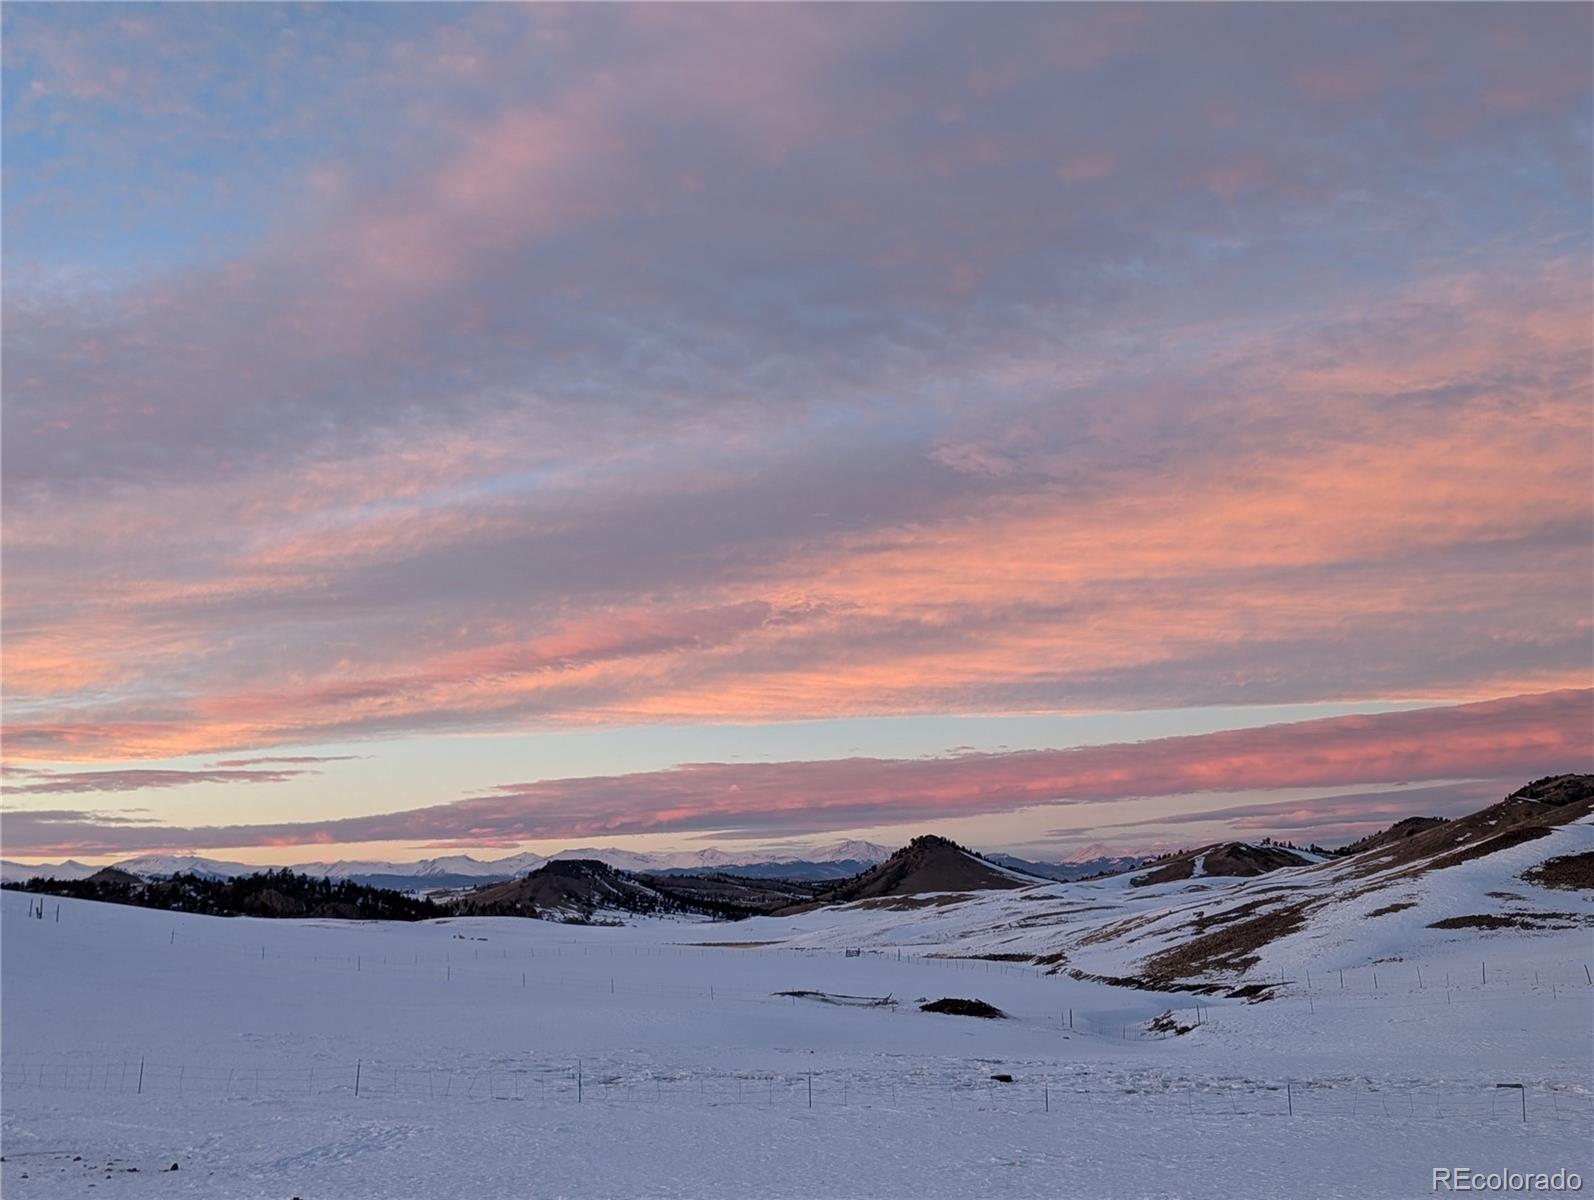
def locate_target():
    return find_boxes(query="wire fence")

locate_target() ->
[3,1055,1589,1126]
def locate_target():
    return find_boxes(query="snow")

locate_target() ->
[108,855,261,880]
[4,847,1590,1199]
[1,841,893,886]
[0,860,98,884]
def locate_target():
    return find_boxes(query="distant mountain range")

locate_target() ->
[0,840,895,890]
[0,840,1144,890]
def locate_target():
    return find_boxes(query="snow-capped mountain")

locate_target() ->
[545,847,691,872]
[804,839,891,865]
[294,853,549,880]
[0,859,100,884]
[111,855,262,880]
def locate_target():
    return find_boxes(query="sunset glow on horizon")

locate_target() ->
[3,4,1591,864]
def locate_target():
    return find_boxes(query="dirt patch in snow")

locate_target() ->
[1427,912,1586,931]
[1075,913,1158,947]
[1365,901,1418,918]
[1147,1010,1197,1035]
[1225,982,1281,1002]
[931,952,1032,962]
[1522,852,1594,892]
[919,997,1005,1019]
[849,892,972,912]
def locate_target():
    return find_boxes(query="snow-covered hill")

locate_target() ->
[3,831,1589,1199]
[101,855,262,881]
[747,779,1594,999]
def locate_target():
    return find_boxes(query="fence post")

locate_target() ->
[355,1060,361,1098]
[808,1071,813,1109]
[1287,1081,1293,1116]
[1044,1085,1049,1112]
[137,1058,144,1095]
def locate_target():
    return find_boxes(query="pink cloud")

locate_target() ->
[4,690,1586,856]
[3,5,1588,770]
[3,766,316,796]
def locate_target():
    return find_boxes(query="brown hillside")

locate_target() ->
[1341,774,1593,879]
[454,859,672,921]
[798,836,1033,908]
[1336,816,1449,856]
[1130,843,1312,887]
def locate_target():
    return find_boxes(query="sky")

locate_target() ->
[3,3,1591,867]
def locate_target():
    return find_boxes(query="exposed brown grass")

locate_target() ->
[849,892,972,912]
[1339,779,1592,881]
[1130,859,1194,886]
[1428,912,1586,931]
[920,997,1005,1018]
[1522,852,1594,892]
[1365,901,1417,918]
[1141,901,1310,982]
[1424,825,1553,872]
[1075,913,1158,947]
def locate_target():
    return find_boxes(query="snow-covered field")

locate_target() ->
[3,875,1590,1200]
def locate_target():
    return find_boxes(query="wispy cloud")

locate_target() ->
[1,5,1588,844]
[1082,780,1518,845]
[4,691,1585,855]
[3,767,316,796]
[205,755,361,768]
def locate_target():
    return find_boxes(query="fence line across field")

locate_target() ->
[3,1055,1589,1127]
